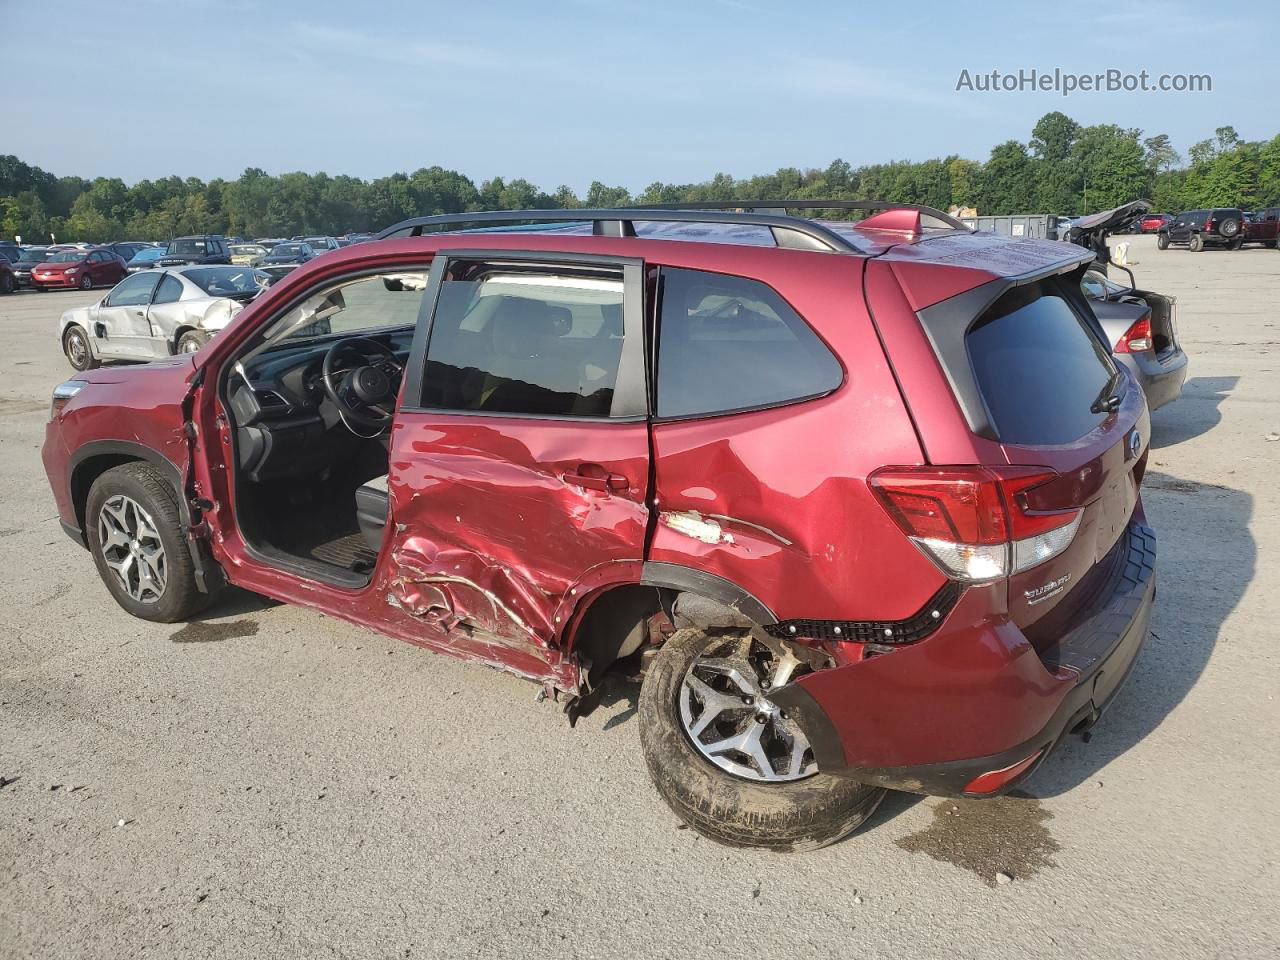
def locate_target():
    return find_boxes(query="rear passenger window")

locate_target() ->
[154,274,184,304]
[422,264,626,417]
[656,268,841,419]
[966,283,1116,445]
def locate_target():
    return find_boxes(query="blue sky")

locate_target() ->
[4,0,1274,190]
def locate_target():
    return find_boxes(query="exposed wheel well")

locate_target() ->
[570,584,668,689]
[70,453,145,535]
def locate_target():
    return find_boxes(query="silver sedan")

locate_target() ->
[58,265,267,371]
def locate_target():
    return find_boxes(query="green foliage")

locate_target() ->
[2,114,1277,243]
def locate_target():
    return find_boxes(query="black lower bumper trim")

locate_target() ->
[60,519,86,548]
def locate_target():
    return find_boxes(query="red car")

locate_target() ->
[1137,213,1172,233]
[30,247,127,291]
[41,203,1156,851]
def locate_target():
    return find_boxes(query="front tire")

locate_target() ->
[85,463,211,623]
[79,273,93,290]
[638,628,885,851]
[62,325,100,371]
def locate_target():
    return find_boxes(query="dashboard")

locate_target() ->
[226,329,414,481]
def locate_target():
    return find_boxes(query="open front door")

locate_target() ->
[384,253,650,681]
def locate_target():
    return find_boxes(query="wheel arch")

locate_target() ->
[67,441,220,595]
[69,441,187,539]
[562,562,778,691]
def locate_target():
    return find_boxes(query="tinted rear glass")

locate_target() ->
[967,283,1115,445]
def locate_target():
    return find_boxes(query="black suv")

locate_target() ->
[1157,208,1245,251]
[157,235,232,267]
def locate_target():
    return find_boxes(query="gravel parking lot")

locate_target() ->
[2,234,1277,960]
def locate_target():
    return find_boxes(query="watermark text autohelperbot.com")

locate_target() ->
[956,68,1211,96]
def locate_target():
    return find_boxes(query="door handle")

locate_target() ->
[565,468,629,494]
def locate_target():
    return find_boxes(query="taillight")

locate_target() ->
[1115,315,1153,353]
[1205,217,1215,232]
[869,466,1082,582]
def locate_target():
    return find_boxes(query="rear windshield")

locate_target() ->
[967,283,1116,445]
[184,266,262,296]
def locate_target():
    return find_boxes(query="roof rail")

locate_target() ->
[375,208,864,253]
[626,200,970,232]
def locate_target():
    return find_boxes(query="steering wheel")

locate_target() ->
[320,337,404,434]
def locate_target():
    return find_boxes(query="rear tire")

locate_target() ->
[1189,233,1205,252]
[85,463,211,623]
[62,325,100,371]
[1156,234,1170,250]
[638,627,886,851]
[175,329,208,354]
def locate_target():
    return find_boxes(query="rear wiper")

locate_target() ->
[1091,370,1123,414]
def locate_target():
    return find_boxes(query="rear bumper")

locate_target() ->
[1120,349,1188,411]
[772,521,1157,797]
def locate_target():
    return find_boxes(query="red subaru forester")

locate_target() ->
[42,203,1155,851]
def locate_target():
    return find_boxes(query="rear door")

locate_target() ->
[386,253,650,671]
[90,271,162,358]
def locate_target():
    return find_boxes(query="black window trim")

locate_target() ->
[400,249,648,422]
[648,263,847,425]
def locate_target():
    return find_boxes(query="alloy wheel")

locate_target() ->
[65,329,89,368]
[97,494,167,603]
[678,635,817,782]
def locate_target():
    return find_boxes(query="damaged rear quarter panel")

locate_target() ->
[648,253,944,623]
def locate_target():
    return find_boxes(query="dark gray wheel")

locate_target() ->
[1218,217,1240,237]
[1189,233,1205,252]
[79,273,93,290]
[639,627,885,851]
[176,329,208,354]
[62,325,100,371]
[0,273,14,295]
[85,463,213,623]
[1156,233,1170,250]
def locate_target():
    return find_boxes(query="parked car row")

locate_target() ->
[0,231,371,294]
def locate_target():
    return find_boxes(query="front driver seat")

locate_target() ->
[355,474,388,550]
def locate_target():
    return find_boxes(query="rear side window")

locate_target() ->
[422,265,626,418]
[154,274,184,304]
[656,268,841,419]
[967,283,1115,445]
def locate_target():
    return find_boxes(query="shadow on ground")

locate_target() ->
[1151,375,1238,448]
[1025,468,1254,796]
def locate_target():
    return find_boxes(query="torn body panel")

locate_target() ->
[383,411,651,673]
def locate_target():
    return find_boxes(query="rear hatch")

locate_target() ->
[965,275,1149,646]
[873,234,1149,655]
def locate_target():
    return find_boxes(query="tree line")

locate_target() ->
[3,112,1277,244]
